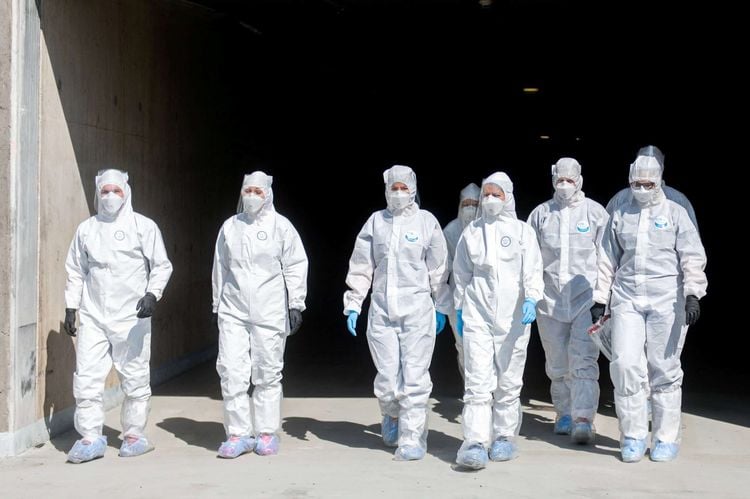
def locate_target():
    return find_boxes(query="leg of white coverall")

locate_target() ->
[367,316,401,420]
[536,314,571,418]
[462,326,496,447]
[111,318,152,438]
[492,324,531,439]
[610,299,649,441]
[250,323,286,435]
[397,313,436,449]
[448,311,465,381]
[73,321,113,440]
[647,297,687,444]
[569,309,600,421]
[216,318,253,437]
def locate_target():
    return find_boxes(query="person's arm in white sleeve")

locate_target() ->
[527,205,543,243]
[685,201,698,231]
[593,213,621,304]
[343,216,375,315]
[678,195,699,232]
[521,224,544,303]
[426,220,452,315]
[593,203,610,254]
[143,222,173,301]
[444,223,458,264]
[675,208,707,299]
[281,223,309,312]
[64,226,89,309]
[452,232,473,311]
[211,227,228,314]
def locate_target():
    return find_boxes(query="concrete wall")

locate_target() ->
[37,0,233,437]
[0,0,45,456]
[0,0,13,435]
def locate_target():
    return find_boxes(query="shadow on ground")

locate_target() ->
[157,417,226,452]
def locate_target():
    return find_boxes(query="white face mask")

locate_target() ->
[459,205,477,224]
[242,193,265,214]
[555,182,576,200]
[387,190,411,211]
[631,186,655,204]
[100,192,124,216]
[482,196,505,216]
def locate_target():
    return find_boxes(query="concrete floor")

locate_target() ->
[1,361,749,498]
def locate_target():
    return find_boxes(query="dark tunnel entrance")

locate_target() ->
[38,0,745,430]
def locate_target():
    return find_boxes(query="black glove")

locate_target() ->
[211,312,218,329]
[64,308,77,337]
[590,303,606,324]
[685,295,700,326]
[289,309,303,336]
[136,292,157,319]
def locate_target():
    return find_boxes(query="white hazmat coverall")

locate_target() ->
[212,171,308,438]
[527,158,608,423]
[595,156,707,444]
[343,165,452,454]
[65,169,173,441]
[453,172,544,446]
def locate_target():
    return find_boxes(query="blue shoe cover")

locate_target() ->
[650,440,679,462]
[456,441,488,469]
[381,415,399,447]
[554,414,572,435]
[394,445,425,461]
[119,436,155,457]
[255,433,280,456]
[621,437,647,463]
[489,437,518,462]
[217,435,255,459]
[571,421,595,445]
[67,436,107,464]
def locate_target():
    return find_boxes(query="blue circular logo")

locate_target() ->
[405,231,419,243]
[654,216,669,229]
[576,221,590,233]
[257,231,268,240]
[114,230,125,241]
[501,236,511,247]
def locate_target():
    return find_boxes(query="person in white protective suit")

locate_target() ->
[212,171,308,459]
[606,146,700,418]
[591,151,707,463]
[527,158,609,444]
[453,172,544,469]
[63,169,173,463]
[443,183,481,379]
[343,165,452,461]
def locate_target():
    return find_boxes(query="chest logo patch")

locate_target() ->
[576,221,590,233]
[654,216,669,229]
[114,230,125,241]
[405,231,419,243]
[501,236,512,247]
[257,231,268,240]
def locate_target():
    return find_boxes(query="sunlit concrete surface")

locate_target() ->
[1,362,748,498]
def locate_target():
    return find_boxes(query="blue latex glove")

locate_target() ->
[346,311,359,337]
[436,311,446,334]
[521,299,537,325]
[456,309,464,337]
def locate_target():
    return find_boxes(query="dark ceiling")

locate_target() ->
[173,0,737,160]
